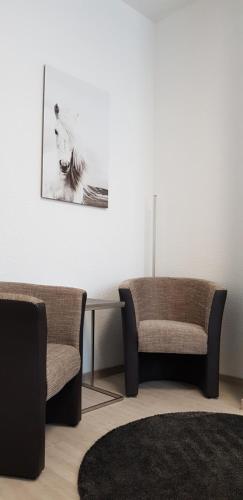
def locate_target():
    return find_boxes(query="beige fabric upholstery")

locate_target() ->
[0,292,43,304]
[46,344,80,400]
[120,277,223,333]
[0,282,85,349]
[138,320,208,354]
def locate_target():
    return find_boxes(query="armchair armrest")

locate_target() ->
[204,289,227,397]
[119,287,139,396]
[0,294,48,478]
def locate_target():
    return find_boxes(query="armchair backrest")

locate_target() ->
[120,277,225,332]
[0,282,85,349]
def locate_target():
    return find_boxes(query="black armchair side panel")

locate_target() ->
[0,300,47,479]
[119,289,139,396]
[203,290,227,398]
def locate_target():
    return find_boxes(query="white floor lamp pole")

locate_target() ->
[152,194,157,278]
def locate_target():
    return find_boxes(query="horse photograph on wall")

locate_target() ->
[42,66,109,208]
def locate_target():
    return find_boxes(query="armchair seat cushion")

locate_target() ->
[46,344,81,401]
[138,320,208,355]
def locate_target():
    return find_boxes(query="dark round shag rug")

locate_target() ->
[78,412,243,500]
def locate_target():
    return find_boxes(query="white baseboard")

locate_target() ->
[220,374,243,386]
[220,374,243,410]
[83,364,124,381]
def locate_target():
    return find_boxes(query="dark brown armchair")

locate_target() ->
[119,277,227,399]
[0,282,86,479]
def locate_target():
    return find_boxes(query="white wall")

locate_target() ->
[155,0,243,377]
[0,0,155,372]
[2,0,241,379]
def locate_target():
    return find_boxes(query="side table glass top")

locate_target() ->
[85,298,125,310]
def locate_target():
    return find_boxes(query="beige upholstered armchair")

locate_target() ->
[119,277,227,399]
[0,282,86,479]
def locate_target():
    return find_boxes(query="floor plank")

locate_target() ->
[0,374,242,500]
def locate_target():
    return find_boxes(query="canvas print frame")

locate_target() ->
[41,66,109,208]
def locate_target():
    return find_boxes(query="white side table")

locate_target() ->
[82,298,124,413]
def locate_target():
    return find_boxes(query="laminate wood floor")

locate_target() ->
[0,375,242,500]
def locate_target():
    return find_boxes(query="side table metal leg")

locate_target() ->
[91,309,95,387]
[82,304,124,414]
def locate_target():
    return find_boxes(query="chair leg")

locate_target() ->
[125,376,138,397]
[202,356,219,398]
[202,383,219,399]
[125,352,139,397]
[0,396,45,479]
[46,371,81,426]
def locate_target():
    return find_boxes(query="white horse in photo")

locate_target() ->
[45,103,87,204]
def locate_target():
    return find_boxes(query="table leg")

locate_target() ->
[91,309,95,386]
[82,307,124,413]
